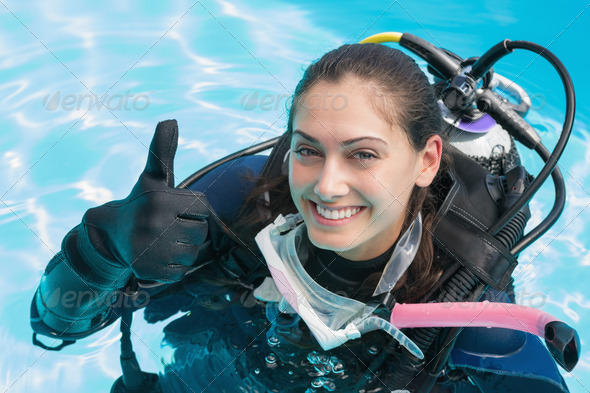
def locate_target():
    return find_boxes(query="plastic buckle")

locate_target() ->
[32,333,76,351]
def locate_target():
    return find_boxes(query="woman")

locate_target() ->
[31,44,570,392]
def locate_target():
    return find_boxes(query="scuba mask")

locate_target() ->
[254,213,424,358]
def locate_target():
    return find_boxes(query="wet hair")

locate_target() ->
[234,43,450,303]
[288,43,441,150]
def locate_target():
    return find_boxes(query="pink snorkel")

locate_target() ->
[391,301,580,372]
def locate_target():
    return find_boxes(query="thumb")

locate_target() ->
[143,119,179,188]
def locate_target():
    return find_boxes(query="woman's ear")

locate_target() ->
[415,135,443,188]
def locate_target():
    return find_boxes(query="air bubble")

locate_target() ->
[368,345,379,355]
[323,380,336,391]
[311,378,325,388]
[265,353,277,364]
[332,362,345,374]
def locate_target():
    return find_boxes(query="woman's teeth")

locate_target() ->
[316,204,361,220]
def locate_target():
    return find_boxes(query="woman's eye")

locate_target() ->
[351,151,377,161]
[294,147,321,158]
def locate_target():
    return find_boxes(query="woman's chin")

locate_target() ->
[306,230,356,254]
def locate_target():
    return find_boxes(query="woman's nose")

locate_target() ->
[314,159,349,201]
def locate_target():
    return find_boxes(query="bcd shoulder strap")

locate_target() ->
[432,146,518,291]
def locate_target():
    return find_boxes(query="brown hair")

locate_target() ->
[233,43,450,303]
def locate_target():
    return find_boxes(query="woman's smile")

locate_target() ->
[310,201,365,224]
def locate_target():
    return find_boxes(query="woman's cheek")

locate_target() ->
[290,160,312,189]
[288,162,307,202]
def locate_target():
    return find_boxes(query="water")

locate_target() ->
[1,0,589,392]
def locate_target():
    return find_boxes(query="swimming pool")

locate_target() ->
[1,0,589,392]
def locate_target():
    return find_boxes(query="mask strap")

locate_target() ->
[372,212,423,297]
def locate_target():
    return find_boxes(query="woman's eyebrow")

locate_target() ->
[293,130,319,143]
[293,129,388,146]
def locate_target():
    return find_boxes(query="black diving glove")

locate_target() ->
[68,119,219,287]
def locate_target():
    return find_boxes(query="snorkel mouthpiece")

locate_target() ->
[355,317,422,358]
[255,214,424,359]
[544,321,581,372]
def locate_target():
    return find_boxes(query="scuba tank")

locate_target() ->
[106,32,577,393]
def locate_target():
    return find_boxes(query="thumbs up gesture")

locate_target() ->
[76,120,218,285]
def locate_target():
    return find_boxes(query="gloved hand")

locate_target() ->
[68,119,219,286]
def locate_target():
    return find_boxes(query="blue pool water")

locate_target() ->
[1,1,589,392]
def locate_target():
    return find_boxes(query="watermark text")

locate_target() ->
[43,90,150,112]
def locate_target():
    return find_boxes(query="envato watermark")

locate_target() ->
[527,93,547,112]
[239,88,545,115]
[443,89,547,113]
[42,90,150,112]
[240,90,348,112]
[43,287,150,309]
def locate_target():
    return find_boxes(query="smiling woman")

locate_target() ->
[29,32,578,392]
[289,77,441,261]
[244,43,449,302]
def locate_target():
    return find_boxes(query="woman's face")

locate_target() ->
[289,77,441,261]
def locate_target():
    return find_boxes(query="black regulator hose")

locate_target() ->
[472,41,575,247]
[180,136,281,188]
[399,33,462,79]
[512,145,566,255]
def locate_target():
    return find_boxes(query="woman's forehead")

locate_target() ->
[292,106,402,149]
